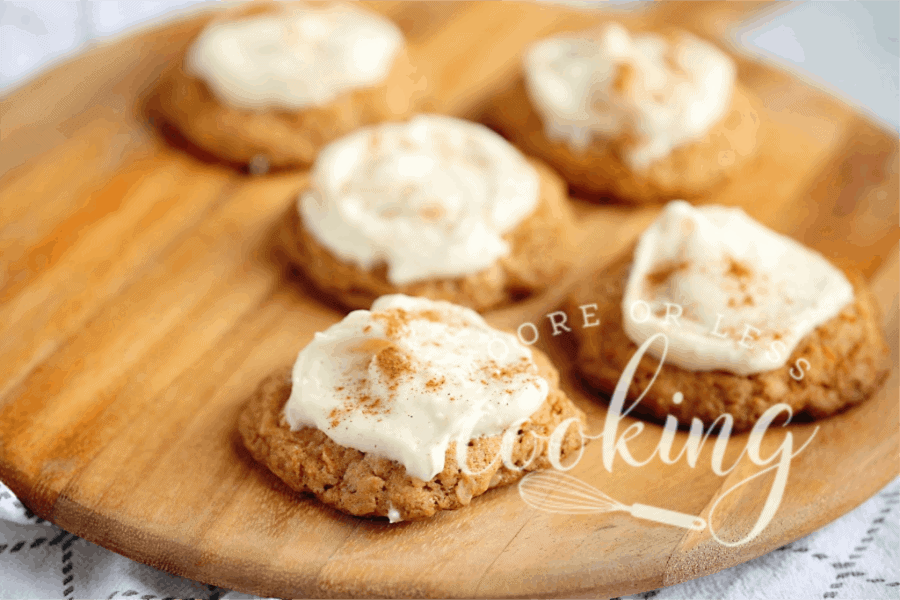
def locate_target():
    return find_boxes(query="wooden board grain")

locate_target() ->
[0,2,897,598]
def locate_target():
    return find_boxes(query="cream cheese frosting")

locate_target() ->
[284,294,549,482]
[185,3,403,111]
[622,201,855,375]
[523,23,736,169]
[298,115,541,285]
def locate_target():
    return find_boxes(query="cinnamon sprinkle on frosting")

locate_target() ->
[425,376,446,390]
[284,295,550,481]
[375,345,412,382]
[725,256,753,279]
[645,260,690,287]
[372,307,410,338]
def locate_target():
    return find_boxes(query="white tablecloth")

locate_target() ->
[1,478,897,600]
[1,2,897,598]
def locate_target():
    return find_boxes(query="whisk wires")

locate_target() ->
[518,470,628,514]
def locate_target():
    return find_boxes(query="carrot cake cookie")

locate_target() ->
[564,201,889,431]
[487,23,761,204]
[160,1,422,168]
[282,114,576,311]
[239,294,587,521]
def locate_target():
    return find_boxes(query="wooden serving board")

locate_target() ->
[0,2,897,598]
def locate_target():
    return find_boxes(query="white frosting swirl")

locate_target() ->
[523,24,736,169]
[622,201,855,375]
[299,115,541,285]
[284,295,549,482]
[185,3,403,111]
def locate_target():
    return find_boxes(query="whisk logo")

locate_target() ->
[514,332,820,547]
[519,471,708,531]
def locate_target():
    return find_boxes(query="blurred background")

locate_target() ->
[2,1,898,129]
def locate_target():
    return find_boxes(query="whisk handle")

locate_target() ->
[629,503,706,531]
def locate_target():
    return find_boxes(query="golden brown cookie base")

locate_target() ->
[157,2,423,168]
[238,348,587,521]
[563,252,891,431]
[281,158,577,311]
[485,76,762,205]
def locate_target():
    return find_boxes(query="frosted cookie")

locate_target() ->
[486,23,761,204]
[159,1,422,168]
[564,201,890,431]
[239,295,587,521]
[282,114,576,311]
